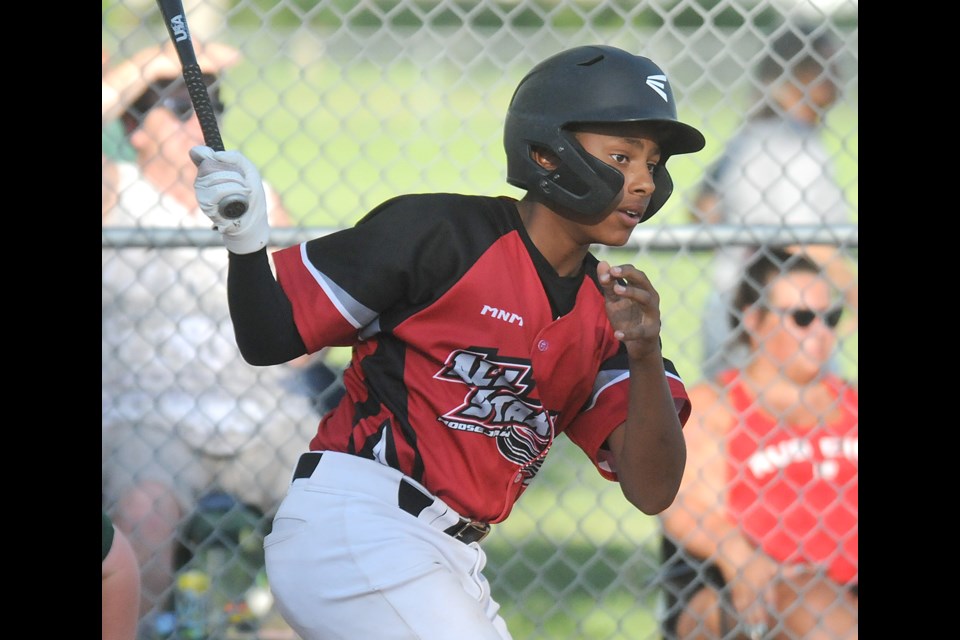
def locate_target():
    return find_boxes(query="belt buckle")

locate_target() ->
[450,519,491,544]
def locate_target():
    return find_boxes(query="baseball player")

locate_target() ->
[191,45,704,639]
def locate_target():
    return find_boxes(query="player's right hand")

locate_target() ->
[597,261,662,361]
[190,146,271,255]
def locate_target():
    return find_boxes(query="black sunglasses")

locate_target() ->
[767,306,843,329]
[121,94,226,136]
[158,95,226,121]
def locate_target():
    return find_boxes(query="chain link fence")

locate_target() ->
[103,1,857,638]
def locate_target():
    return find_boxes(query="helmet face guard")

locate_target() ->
[504,46,705,223]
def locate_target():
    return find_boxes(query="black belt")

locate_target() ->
[292,452,491,545]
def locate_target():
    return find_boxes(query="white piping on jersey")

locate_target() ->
[585,367,683,411]
[586,370,628,411]
[665,369,682,387]
[299,243,370,330]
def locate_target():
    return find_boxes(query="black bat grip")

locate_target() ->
[183,64,248,219]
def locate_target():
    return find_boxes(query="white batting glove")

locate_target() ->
[190,146,270,255]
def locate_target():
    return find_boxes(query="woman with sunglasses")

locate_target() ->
[101,42,265,221]
[101,43,322,634]
[659,248,857,639]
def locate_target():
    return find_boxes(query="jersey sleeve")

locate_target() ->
[272,194,486,353]
[564,350,691,482]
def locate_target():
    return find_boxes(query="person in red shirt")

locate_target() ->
[190,45,704,639]
[659,248,857,639]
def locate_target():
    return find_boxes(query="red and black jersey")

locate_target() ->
[273,193,690,522]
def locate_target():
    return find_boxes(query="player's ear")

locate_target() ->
[530,145,560,171]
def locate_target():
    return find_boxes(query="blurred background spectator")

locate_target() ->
[101,42,337,636]
[103,510,142,640]
[690,24,858,381]
[659,249,857,639]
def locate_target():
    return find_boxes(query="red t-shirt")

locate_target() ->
[273,193,690,523]
[723,371,858,584]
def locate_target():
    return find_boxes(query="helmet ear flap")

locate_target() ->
[530,133,624,224]
[525,134,674,224]
[640,163,674,222]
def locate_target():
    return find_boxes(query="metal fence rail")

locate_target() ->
[102,224,859,250]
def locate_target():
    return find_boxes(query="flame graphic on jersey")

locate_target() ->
[434,348,556,482]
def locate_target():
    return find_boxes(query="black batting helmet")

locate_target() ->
[504,45,705,223]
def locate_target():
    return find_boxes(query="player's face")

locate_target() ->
[752,272,839,381]
[572,126,661,246]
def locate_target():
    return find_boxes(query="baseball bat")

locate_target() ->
[156,0,247,219]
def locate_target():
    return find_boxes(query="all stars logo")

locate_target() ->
[434,347,556,480]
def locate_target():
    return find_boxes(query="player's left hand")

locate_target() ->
[190,146,270,255]
[597,261,662,361]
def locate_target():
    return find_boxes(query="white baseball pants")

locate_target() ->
[264,451,512,640]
